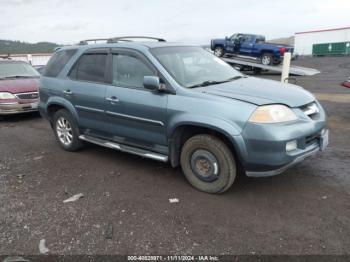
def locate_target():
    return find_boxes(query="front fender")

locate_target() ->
[167,113,248,167]
[167,113,242,138]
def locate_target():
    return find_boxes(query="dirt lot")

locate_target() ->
[0,56,350,256]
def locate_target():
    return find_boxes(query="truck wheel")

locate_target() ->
[261,53,273,65]
[180,134,236,193]
[213,46,224,57]
[53,109,83,151]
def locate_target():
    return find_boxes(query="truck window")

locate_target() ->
[241,35,252,43]
[255,36,265,43]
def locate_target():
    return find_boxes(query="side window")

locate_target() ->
[112,54,156,88]
[43,49,77,77]
[69,53,108,84]
[241,35,251,43]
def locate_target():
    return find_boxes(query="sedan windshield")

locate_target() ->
[151,46,242,88]
[0,62,40,79]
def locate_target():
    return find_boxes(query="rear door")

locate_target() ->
[67,49,110,137]
[239,35,254,55]
[105,49,168,153]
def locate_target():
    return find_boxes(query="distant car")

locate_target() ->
[342,77,350,88]
[211,33,294,65]
[0,60,40,115]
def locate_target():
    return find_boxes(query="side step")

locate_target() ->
[79,135,168,162]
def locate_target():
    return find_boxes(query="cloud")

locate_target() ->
[44,21,89,32]
[0,0,349,44]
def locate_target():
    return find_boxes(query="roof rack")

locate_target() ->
[78,36,166,45]
[78,38,110,45]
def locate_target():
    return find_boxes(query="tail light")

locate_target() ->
[279,47,286,56]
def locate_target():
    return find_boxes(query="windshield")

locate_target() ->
[0,62,40,78]
[151,46,242,88]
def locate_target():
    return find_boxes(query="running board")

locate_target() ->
[79,135,169,162]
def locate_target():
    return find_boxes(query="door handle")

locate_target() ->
[106,96,119,102]
[63,90,73,95]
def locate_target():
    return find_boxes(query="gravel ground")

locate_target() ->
[0,56,349,256]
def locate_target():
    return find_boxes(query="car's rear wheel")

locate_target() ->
[261,53,274,65]
[213,46,224,57]
[180,134,236,193]
[53,109,83,151]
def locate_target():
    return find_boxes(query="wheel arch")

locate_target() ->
[260,49,274,56]
[168,122,244,169]
[214,44,224,49]
[46,97,79,124]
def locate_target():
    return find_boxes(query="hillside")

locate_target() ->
[0,40,59,54]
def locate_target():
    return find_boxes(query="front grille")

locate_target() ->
[300,102,320,120]
[16,92,39,100]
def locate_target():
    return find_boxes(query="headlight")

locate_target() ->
[0,92,16,99]
[249,105,297,123]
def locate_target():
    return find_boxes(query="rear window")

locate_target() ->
[43,49,77,77]
[69,53,108,84]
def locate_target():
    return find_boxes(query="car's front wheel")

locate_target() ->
[180,134,237,193]
[213,46,224,57]
[53,109,83,151]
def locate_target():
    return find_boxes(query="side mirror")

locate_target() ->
[143,76,161,91]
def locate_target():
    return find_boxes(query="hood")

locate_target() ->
[0,78,39,94]
[194,77,315,107]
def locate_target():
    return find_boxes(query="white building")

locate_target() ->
[3,53,52,66]
[294,26,350,55]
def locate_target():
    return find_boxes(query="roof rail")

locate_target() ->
[78,36,166,45]
[78,38,111,45]
[107,36,166,43]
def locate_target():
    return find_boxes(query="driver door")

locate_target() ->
[105,49,168,153]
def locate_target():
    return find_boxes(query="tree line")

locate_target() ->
[0,40,59,54]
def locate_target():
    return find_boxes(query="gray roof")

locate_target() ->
[59,41,196,52]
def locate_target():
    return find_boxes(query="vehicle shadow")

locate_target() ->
[82,141,314,196]
[0,112,41,123]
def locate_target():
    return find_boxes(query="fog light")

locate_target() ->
[286,140,297,152]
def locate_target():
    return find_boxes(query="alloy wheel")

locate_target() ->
[56,117,73,146]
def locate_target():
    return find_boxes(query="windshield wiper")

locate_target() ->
[187,75,243,88]
[1,75,37,79]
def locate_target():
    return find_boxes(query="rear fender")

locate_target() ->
[46,96,79,122]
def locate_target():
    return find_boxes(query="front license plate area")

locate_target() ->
[320,129,329,151]
[31,102,39,109]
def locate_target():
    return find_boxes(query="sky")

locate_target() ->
[0,0,349,45]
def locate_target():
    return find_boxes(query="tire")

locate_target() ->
[53,109,83,151]
[180,134,236,193]
[213,46,224,57]
[261,53,274,65]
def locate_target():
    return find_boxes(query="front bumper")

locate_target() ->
[245,138,322,177]
[0,101,39,115]
[234,103,327,177]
